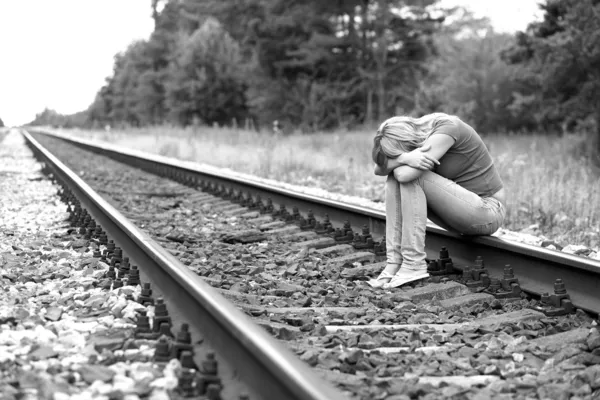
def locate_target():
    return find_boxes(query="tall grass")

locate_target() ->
[67,126,600,248]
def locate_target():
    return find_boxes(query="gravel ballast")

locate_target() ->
[0,130,199,399]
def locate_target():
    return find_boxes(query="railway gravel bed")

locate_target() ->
[1,130,217,400]
[30,132,600,400]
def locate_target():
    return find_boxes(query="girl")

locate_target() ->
[369,113,506,289]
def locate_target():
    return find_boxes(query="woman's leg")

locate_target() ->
[385,174,402,267]
[397,178,428,269]
[418,171,505,235]
[367,174,402,288]
[387,170,505,287]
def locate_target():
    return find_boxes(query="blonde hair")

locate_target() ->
[372,113,455,167]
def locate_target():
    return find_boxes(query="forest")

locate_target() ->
[28,0,600,155]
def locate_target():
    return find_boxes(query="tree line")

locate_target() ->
[28,0,600,153]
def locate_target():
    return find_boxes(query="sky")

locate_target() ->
[0,1,543,127]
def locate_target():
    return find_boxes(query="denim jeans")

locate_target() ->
[385,171,506,268]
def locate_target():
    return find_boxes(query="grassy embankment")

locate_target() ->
[69,126,600,248]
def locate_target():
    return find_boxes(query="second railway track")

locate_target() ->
[24,129,600,400]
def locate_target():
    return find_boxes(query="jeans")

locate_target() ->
[385,171,506,268]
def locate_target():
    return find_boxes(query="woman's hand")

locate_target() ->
[401,144,440,170]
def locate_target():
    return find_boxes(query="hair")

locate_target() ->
[372,112,455,167]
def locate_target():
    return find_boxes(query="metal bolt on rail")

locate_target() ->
[272,204,287,218]
[93,225,103,240]
[495,265,522,299]
[314,213,334,235]
[85,220,96,239]
[197,352,222,395]
[296,214,308,229]
[239,192,251,207]
[373,236,387,257]
[284,208,298,222]
[171,323,193,359]
[78,216,89,235]
[485,278,502,294]
[291,206,301,221]
[176,367,198,397]
[535,279,575,316]
[233,190,243,203]
[333,221,354,243]
[464,256,491,290]
[134,310,152,337]
[153,336,171,363]
[248,194,262,211]
[71,208,83,226]
[300,209,317,231]
[128,265,141,286]
[112,247,123,264]
[425,247,454,276]
[239,191,250,206]
[138,282,154,306]
[180,350,198,370]
[106,240,116,257]
[109,256,118,268]
[158,321,174,339]
[119,256,131,277]
[233,190,243,204]
[68,206,79,225]
[153,298,172,332]
[352,225,375,250]
[275,206,291,221]
[205,384,223,400]
[260,198,274,214]
[214,183,223,195]
[74,207,87,227]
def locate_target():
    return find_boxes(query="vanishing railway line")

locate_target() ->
[23,129,600,399]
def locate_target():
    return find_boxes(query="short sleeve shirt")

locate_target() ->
[430,118,503,197]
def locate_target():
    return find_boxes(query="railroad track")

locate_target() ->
[23,128,600,399]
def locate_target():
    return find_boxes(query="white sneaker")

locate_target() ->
[367,264,401,288]
[383,267,429,289]
[367,270,395,288]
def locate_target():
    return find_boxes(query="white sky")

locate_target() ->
[0,1,543,127]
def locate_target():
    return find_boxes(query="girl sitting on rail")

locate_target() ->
[368,113,506,289]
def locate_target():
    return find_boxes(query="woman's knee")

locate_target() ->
[398,170,434,188]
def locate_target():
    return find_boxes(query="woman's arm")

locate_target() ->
[374,143,442,176]
[393,134,455,183]
[374,155,405,176]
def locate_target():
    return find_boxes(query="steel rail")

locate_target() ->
[28,129,600,315]
[22,130,346,400]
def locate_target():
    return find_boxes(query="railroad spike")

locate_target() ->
[153,298,172,332]
[464,256,490,290]
[534,278,575,316]
[138,282,154,306]
[494,265,522,299]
